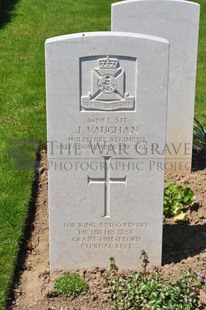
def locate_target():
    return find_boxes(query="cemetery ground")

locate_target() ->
[0,0,205,309]
[7,148,206,309]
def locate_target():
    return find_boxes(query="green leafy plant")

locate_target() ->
[163,183,195,221]
[193,117,206,152]
[140,250,149,274]
[109,256,119,272]
[54,273,88,296]
[109,253,205,310]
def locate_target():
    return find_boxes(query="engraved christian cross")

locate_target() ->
[87,156,127,218]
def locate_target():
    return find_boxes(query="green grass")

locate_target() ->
[193,0,206,124]
[0,0,205,309]
[54,273,88,296]
[0,1,117,308]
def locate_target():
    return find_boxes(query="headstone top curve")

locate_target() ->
[45,31,169,46]
[112,0,200,9]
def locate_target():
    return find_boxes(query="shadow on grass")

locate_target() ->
[0,0,20,28]
[192,148,206,171]
[6,146,43,310]
[162,219,206,265]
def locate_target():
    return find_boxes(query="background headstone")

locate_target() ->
[112,0,200,174]
[46,32,169,270]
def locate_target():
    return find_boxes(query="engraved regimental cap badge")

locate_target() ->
[81,56,135,111]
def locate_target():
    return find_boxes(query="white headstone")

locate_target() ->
[46,32,169,270]
[112,0,200,174]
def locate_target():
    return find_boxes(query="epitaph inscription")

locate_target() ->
[81,56,135,111]
[64,221,149,250]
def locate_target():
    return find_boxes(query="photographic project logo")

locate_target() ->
[8,140,39,171]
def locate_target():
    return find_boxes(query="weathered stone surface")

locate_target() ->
[112,0,200,173]
[46,32,169,270]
